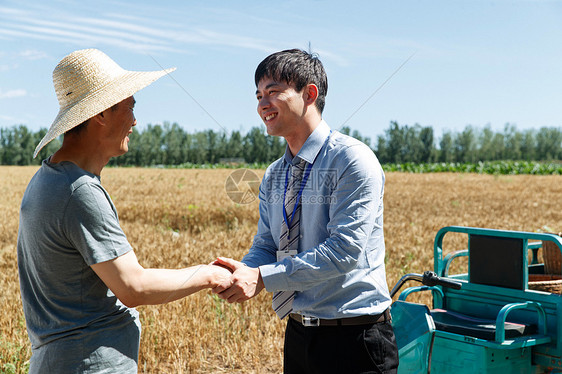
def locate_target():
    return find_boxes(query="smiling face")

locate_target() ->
[256,77,306,139]
[101,96,137,157]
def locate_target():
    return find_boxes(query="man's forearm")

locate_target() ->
[124,266,213,306]
[92,254,231,308]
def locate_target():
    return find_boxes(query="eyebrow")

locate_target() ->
[255,82,280,95]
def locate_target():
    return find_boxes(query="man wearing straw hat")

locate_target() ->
[17,49,231,373]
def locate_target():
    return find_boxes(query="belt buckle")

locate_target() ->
[301,315,320,327]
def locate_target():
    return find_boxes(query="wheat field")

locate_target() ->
[0,166,560,373]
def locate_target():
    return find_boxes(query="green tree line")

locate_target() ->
[373,122,561,164]
[0,121,560,166]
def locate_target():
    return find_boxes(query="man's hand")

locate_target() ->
[212,257,264,303]
[204,264,234,289]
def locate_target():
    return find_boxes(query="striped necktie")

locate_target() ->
[273,158,307,319]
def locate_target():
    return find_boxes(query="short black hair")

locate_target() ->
[255,49,328,114]
[65,119,89,137]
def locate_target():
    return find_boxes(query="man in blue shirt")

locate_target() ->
[214,49,398,373]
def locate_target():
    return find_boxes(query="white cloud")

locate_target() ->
[0,1,348,67]
[20,50,48,60]
[0,89,27,99]
[0,3,277,56]
[0,6,26,16]
[0,114,21,122]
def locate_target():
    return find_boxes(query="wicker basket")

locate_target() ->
[543,232,562,275]
[528,274,562,294]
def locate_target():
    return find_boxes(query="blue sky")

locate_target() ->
[0,0,561,142]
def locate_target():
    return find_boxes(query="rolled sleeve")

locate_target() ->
[259,261,290,291]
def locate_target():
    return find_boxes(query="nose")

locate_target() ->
[257,96,270,113]
[132,118,137,127]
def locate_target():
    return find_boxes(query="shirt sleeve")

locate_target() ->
[241,172,278,267]
[63,182,133,266]
[259,143,384,292]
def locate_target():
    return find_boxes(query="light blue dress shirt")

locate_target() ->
[242,120,392,319]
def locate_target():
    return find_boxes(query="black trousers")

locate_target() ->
[283,316,399,374]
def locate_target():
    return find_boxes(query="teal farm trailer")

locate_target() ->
[390,226,562,373]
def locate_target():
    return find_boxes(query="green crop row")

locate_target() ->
[117,160,561,175]
[382,161,562,175]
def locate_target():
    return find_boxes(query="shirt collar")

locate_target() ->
[283,120,331,166]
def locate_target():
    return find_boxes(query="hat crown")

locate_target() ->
[53,49,126,110]
[34,48,174,158]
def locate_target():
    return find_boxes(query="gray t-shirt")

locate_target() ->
[17,159,140,373]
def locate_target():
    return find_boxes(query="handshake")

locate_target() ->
[204,257,265,303]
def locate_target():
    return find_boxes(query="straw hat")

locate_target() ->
[33,48,176,158]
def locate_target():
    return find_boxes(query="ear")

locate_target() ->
[304,84,318,107]
[91,110,109,127]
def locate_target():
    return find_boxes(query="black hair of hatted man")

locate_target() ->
[255,49,328,114]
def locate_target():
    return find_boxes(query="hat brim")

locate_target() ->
[34,67,176,158]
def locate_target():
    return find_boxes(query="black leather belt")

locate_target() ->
[289,309,391,327]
